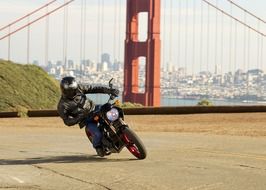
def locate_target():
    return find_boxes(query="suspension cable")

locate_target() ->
[220,7,224,77]
[27,17,30,64]
[201,0,265,37]
[206,3,210,72]
[247,28,251,100]
[97,0,101,65]
[214,0,218,74]
[257,21,261,71]
[83,0,87,62]
[234,20,237,73]
[45,6,49,66]
[185,0,189,71]
[113,0,118,64]
[8,26,11,61]
[80,0,84,63]
[243,11,247,71]
[63,1,66,65]
[101,0,105,62]
[261,36,264,72]
[0,0,76,41]
[192,0,196,75]
[170,0,174,104]
[226,0,266,24]
[177,0,181,73]
[256,21,260,99]
[169,0,173,67]
[162,0,167,71]
[200,0,203,72]
[207,2,211,97]
[229,3,232,73]
[0,0,58,32]
[247,28,250,71]
[118,0,122,63]
[63,0,69,65]
[118,0,123,62]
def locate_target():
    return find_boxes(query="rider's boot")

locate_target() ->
[95,146,105,157]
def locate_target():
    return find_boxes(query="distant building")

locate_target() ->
[101,53,112,69]
[178,67,186,76]
[67,60,75,70]
[56,60,62,67]
[102,61,108,72]
[113,61,123,71]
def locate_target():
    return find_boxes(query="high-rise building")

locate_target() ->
[67,60,74,70]
[101,53,112,69]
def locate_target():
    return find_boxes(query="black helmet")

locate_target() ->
[60,76,78,99]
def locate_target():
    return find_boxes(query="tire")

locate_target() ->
[121,127,147,159]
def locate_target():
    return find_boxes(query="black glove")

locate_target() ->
[77,112,87,121]
[109,88,119,97]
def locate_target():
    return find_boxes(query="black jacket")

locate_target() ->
[57,84,111,128]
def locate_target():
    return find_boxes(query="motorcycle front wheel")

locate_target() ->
[121,127,147,160]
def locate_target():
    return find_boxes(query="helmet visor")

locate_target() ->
[62,81,78,99]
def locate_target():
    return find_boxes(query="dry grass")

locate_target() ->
[125,113,266,137]
[1,113,266,137]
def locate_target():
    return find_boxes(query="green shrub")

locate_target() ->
[197,99,213,106]
[15,105,28,117]
[121,102,143,108]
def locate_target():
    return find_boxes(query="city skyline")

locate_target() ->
[38,52,266,75]
[42,53,266,106]
[0,0,265,74]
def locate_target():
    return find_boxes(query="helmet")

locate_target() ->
[60,76,78,99]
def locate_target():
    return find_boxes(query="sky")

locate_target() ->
[0,0,265,74]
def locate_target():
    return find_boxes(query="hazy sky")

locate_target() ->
[0,0,265,74]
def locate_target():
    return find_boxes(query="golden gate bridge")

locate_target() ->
[0,0,265,106]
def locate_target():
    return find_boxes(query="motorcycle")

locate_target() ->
[85,78,147,160]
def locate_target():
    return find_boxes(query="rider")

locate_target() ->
[57,76,119,157]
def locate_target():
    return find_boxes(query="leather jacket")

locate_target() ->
[57,84,111,128]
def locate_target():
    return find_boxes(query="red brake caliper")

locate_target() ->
[122,133,141,158]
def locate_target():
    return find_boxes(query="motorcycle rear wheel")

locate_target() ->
[121,127,147,160]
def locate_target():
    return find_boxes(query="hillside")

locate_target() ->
[0,60,60,113]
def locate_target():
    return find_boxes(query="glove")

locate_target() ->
[109,88,119,97]
[82,99,92,111]
[77,112,87,121]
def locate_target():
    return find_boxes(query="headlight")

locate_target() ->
[106,108,119,122]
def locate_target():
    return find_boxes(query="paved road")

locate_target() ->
[0,116,266,190]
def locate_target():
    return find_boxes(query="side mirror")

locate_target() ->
[109,78,113,89]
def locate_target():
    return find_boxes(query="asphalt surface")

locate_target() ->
[0,116,266,190]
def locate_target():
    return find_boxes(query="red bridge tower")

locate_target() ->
[123,0,161,106]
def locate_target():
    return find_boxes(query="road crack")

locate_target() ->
[238,164,266,171]
[0,185,41,189]
[31,164,112,190]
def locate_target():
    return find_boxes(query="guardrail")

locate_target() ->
[0,112,19,118]
[0,105,265,118]
[124,105,266,115]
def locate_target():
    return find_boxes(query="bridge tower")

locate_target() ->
[123,0,161,106]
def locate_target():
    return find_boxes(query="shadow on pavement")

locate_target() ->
[0,154,137,165]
